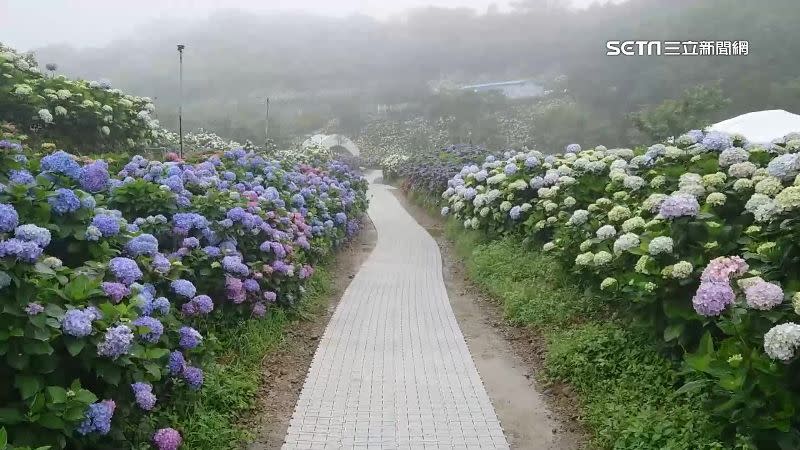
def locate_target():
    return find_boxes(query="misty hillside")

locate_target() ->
[31,0,800,148]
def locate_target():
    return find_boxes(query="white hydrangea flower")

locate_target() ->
[54,106,68,116]
[38,108,53,123]
[613,233,640,254]
[593,251,612,266]
[607,205,631,222]
[764,323,800,361]
[706,192,727,207]
[775,186,800,211]
[755,177,784,196]
[621,216,646,233]
[101,126,110,136]
[623,175,646,191]
[596,224,617,240]
[728,162,757,178]
[669,261,693,279]
[575,252,594,266]
[648,236,674,255]
[542,242,556,252]
[568,209,590,226]
[600,277,617,290]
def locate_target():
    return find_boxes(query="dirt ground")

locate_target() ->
[393,190,588,450]
[244,217,378,450]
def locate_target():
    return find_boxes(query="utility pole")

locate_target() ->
[177,44,185,158]
[264,97,270,149]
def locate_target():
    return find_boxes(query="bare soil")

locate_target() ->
[393,190,589,450]
[244,217,378,450]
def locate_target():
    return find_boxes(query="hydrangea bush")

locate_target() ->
[0,133,367,448]
[439,130,800,446]
[0,46,161,151]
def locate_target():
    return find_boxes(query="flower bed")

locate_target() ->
[0,134,367,449]
[441,131,800,446]
[0,46,160,150]
[383,144,496,194]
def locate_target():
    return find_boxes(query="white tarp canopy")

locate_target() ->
[708,109,800,143]
[301,133,360,156]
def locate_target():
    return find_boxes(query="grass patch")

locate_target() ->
[441,220,727,449]
[154,266,334,449]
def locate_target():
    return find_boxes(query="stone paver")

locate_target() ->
[283,171,510,449]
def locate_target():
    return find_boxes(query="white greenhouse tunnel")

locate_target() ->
[302,134,360,156]
[708,109,800,143]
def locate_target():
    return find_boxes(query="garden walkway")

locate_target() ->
[282,171,510,449]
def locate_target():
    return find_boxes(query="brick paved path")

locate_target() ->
[283,171,509,449]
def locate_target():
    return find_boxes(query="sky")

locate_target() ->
[1,0,525,50]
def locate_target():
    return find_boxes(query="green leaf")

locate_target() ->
[22,340,53,356]
[36,413,64,430]
[46,386,67,404]
[675,379,709,395]
[73,389,97,405]
[64,338,86,357]
[16,374,42,399]
[663,322,684,342]
[0,426,7,449]
[0,409,23,425]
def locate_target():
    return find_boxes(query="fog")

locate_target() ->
[3,0,799,151]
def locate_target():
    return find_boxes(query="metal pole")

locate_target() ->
[265,97,270,148]
[177,44,185,157]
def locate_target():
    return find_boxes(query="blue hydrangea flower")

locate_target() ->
[167,351,186,375]
[9,170,34,185]
[701,131,733,152]
[14,224,51,247]
[182,237,199,248]
[335,212,347,224]
[97,324,134,359]
[182,365,204,390]
[76,400,116,435]
[171,279,196,298]
[41,150,81,179]
[0,204,19,233]
[102,282,130,303]
[132,316,164,343]
[131,382,156,410]
[178,326,202,349]
[243,279,260,292]
[79,160,110,192]
[0,238,43,262]
[222,255,249,277]
[152,253,171,273]
[202,246,221,257]
[92,215,120,237]
[126,234,159,256]
[108,257,143,285]
[48,188,81,214]
[61,308,95,337]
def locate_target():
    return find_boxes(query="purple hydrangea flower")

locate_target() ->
[182,365,204,390]
[132,316,164,343]
[48,188,81,214]
[692,281,735,316]
[243,279,260,292]
[659,193,700,219]
[264,291,277,302]
[701,131,733,151]
[153,427,182,450]
[97,324,134,359]
[25,302,44,315]
[504,163,517,175]
[14,224,51,247]
[222,255,250,277]
[131,382,157,411]
[61,309,95,337]
[178,326,202,349]
[79,160,110,192]
[745,281,784,310]
[152,253,171,273]
[226,276,246,304]
[102,282,130,303]
[0,204,19,233]
[108,257,143,285]
[335,212,347,224]
[76,400,116,435]
[167,351,186,375]
[191,295,214,314]
[252,302,267,318]
[182,237,199,248]
[92,215,120,237]
[151,297,171,315]
[203,246,221,257]
[126,234,159,256]
[171,279,196,298]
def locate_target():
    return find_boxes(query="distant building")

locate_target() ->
[460,79,545,99]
